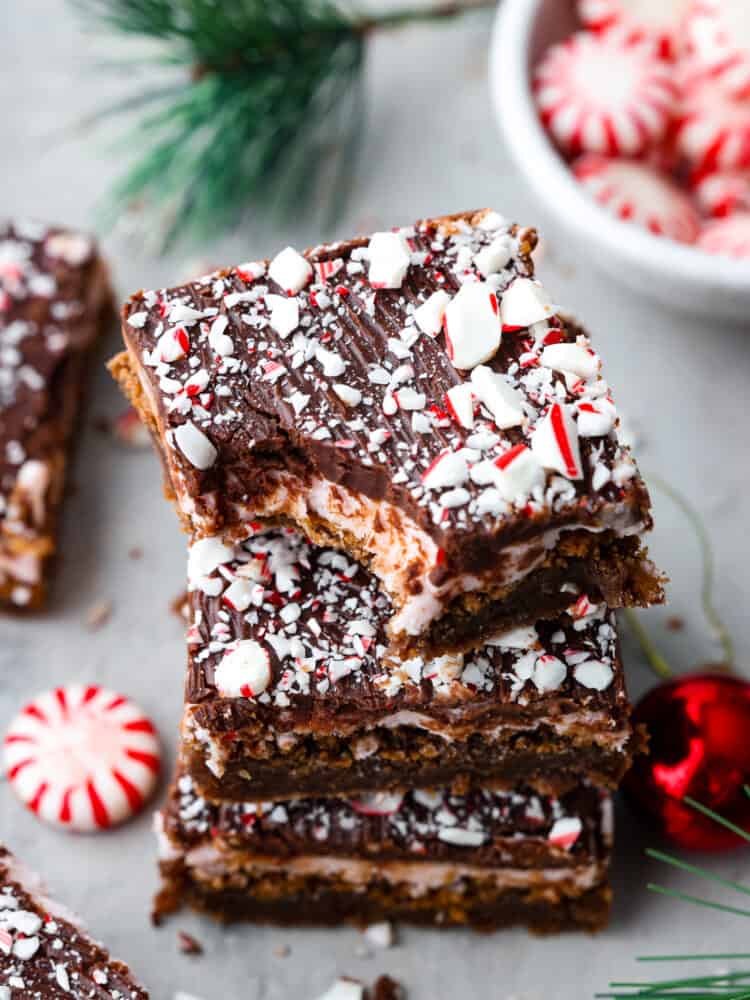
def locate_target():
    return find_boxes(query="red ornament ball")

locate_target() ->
[622,672,750,850]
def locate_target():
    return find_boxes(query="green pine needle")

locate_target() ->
[72,0,495,247]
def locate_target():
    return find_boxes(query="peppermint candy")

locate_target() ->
[540,342,599,379]
[578,0,692,60]
[492,444,545,503]
[548,816,583,848]
[684,0,750,97]
[351,791,404,816]
[675,80,750,172]
[470,365,525,429]
[215,640,272,698]
[577,399,617,437]
[414,290,451,335]
[573,155,701,243]
[534,30,678,157]
[268,246,312,294]
[531,403,583,480]
[500,277,555,331]
[421,449,469,490]
[443,282,500,369]
[4,685,161,832]
[696,212,750,257]
[445,383,475,429]
[692,168,750,217]
[367,231,411,290]
[173,420,217,469]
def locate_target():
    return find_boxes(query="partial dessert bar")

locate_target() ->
[0,221,111,609]
[156,771,612,933]
[182,528,640,802]
[113,209,663,656]
[0,843,148,998]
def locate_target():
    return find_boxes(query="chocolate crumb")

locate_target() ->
[665,616,685,631]
[86,599,112,630]
[369,976,405,1000]
[177,930,203,955]
[273,944,290,958]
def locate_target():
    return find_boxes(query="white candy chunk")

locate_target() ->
[500,277,555,330]
[443,283,501,370]
[268,246,312,294]
[574,659,614,691]
[414,290,451,335]
[316,345,346,377]
[188,537,234,583]
[474,234,514,276]
[446,383,474,429]
[437,827,486,846]
[157,327,189,362]
[266,293,299,338]
[533,655,567,692]
[363,922,394,949]
[207,314,233,356]
[540,342,599,379]
[394,387,426,410]
[222,579,255,612]
[215,640,271,698]
[490,624,538,649]
[531,403,583,480]
[127,311,148,329]
[367,231,411,289]
[421,450,469,490]
[173,421,217,469]
[577,400,616,437]
[316,979,365,1000]
[470,365,524,429]
[548,816,583,849]
[333,383,362,407]
[492,444,545,502]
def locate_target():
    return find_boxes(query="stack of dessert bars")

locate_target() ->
[113,209,663,933]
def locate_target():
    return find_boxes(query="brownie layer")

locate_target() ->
[181,527,635,800]
[156,773,612,933]
[0,221,112,609]
[0,844,148,998]
[115,208,661,645]
[156,873,611,934]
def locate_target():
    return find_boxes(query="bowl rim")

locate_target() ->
[489,0,749,290]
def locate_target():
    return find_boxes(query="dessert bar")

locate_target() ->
[114,209,663,655]
[0,843,148,998]
[182,528,640,802]
[156,771,613,934]
[0,220,112,609]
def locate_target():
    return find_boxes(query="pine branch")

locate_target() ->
[72,0,495,247]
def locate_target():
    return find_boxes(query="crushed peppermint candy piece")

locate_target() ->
[531,403,583,480]
[268,246,312,294]
[367,231,411,289]
[266,294,299,338]
[577,399,617,436]
[173,421,217,470]
[215,641,272,698]
[533,655,568,692]
[351,791,404,816]
[414,289,451,335]
[500,277,555,331]
[443,282,501,370]
[574,658,615,690]
[493,444,545,502]
[421,449,469,490]
[548,816,583,848]
[470,365,525,429]
[445,383,475,429]
[540,342,599,379]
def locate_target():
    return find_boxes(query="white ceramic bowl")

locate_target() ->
[489,0,749,322]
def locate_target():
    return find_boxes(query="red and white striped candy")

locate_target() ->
[577,0,692,60]
[531,403,583,480]
[4,685,161,833]
[696,212,750,257]
[500,277,556,332]
[692,169,750,217]
[492,444,545,503]
[470,365,525,429]
[534,30,678,157]
[573,155,701,242]
[548,816,583,848]
[675,80,750,172]
[684,0,750,97]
